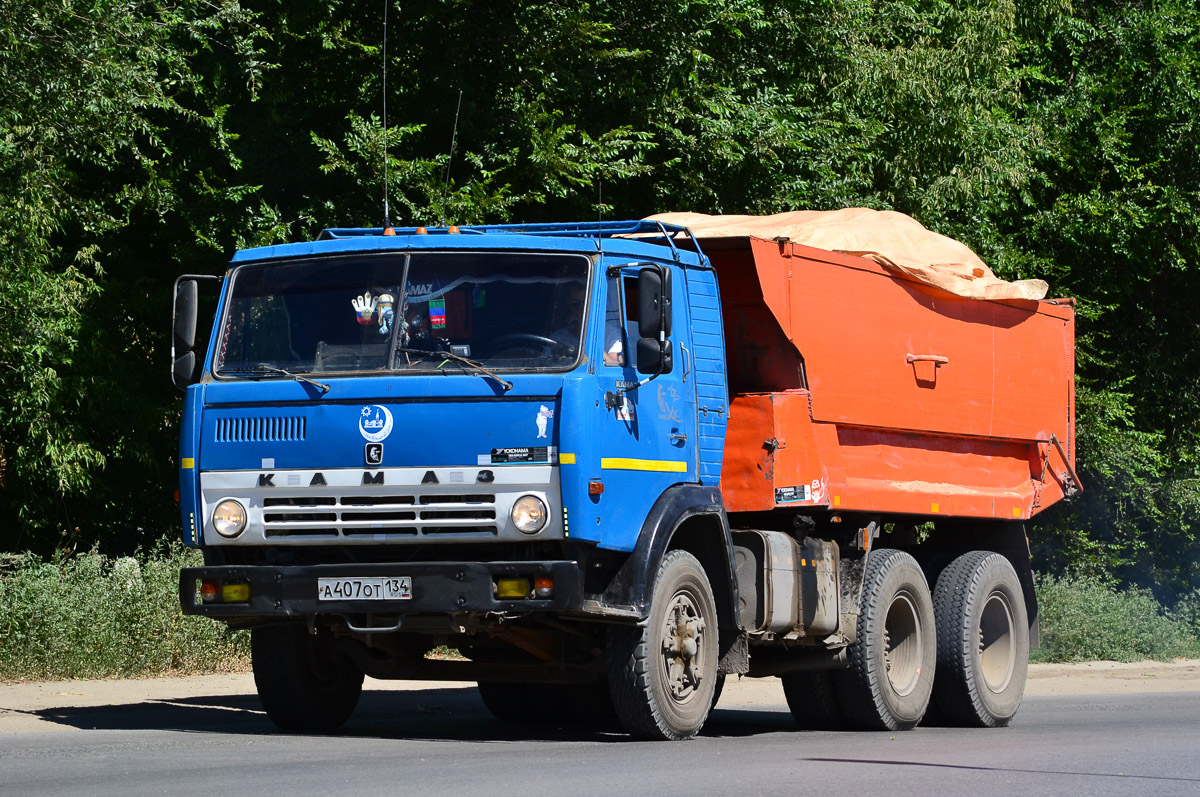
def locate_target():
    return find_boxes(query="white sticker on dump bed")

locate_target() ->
[775,485,810,503]
[811,477,827,504]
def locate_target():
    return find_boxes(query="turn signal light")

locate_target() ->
[221,583,251,603]
[588,480,604,495]
[534,576,554,599]
[200,581,219,603]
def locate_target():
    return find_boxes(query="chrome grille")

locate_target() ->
[262,492,497,538]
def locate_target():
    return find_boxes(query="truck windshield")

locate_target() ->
[214,252,590,377]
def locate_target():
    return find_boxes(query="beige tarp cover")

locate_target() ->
[646,208,1048,301]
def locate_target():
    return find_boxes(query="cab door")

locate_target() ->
[590,262,698,552]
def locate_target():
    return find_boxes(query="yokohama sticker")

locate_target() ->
[490,447,550,464]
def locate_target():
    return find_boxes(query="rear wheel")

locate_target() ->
[782,669,845,730]
[252,623,363,732]
[833,548,936,731]
[477,682,548,722]
[607,550,719,740]
[932,551,1029,727]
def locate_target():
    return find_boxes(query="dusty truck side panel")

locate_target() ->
[711,236,1077,520]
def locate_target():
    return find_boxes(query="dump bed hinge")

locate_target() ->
[1049,433,1084,497]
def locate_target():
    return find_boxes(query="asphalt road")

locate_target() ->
[1,686,1198,796]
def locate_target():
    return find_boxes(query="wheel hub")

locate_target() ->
[979,591,1016,692]
[882,592,922,697]
[662,597,706,699]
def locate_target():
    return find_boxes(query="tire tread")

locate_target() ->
[932,550,1028,727]
[833,548,935,731]
[606,549,717,741]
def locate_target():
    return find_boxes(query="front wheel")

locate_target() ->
[252,623,364,732]
[607,550,719,740]
[932,551,1030,727]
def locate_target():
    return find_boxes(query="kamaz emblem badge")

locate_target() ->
[365,442,383,465]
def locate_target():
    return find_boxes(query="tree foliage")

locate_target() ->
[0,0,265,549]
[2,0,1199,598]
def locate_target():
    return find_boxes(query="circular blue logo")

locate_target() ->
[359,405,393,442]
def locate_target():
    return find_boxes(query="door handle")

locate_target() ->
[670,433,688,444]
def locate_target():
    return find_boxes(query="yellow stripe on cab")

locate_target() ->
[601,458,687,473]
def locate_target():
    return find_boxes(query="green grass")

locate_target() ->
[0,544,248,681]
[4,546,1200,681]
[1032,574,1200,663]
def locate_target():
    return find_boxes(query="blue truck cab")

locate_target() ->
[174,221,737,739]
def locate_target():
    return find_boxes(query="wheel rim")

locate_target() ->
[659,589,707,704]
[883,591,923,697]
[979,591,1016,693]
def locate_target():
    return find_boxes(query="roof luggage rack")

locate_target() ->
[319,219,690,241]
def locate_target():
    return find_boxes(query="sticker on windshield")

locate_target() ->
[377,293,394,336]
[352,292,378,325]
[359,405,394,442]
[351,291,395,336]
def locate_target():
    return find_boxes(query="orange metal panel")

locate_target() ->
[721,392,827,513]
[709,236,1076,520]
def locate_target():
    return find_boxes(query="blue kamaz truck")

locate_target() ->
[174,219,1077,740]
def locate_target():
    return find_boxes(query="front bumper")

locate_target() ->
[180,560,583,618]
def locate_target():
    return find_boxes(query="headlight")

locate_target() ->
[212,499,248,538]
[510,495,548,535]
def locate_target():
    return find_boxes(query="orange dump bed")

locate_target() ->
[712,237,1077,521]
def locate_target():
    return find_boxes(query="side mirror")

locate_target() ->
[172,275,220,390]
[637,266,672,339]
[172,351,197,390]
[174,279,198,350]
[637,266,673,375]
[172,278,199,390]
[636,338,673,375]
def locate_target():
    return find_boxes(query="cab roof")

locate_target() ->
[230,220,711,268]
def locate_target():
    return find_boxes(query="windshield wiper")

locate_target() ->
[221,364,331,394]
[394,347,512,392]
[255,364,331,394]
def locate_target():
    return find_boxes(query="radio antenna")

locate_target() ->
[596,180,603,252]
[441,90,463,227]
[381,0,391,228]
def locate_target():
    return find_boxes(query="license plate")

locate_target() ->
[317,576,412,601]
